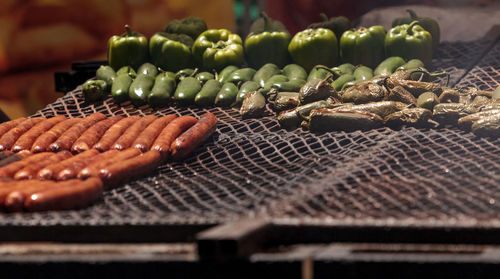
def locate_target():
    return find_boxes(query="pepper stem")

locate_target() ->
[260,12,270,29]
[406,9,419,20]
[407,20,420,35]
[125,25,132,36]
[319,13,329,22]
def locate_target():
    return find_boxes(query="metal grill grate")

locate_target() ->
[0,40,499,232]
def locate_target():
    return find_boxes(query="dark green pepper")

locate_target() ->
[195,71,215,84]
[340,25,386,68]
[82,80,107,102]
[397,59,424,71]
[253,63,281,86]
[307,13,350,42]
[272,79,305,93]
[111,73,133,104]
[332,74,355,91]
[174,76,202,105]
[165,17,207,40]
[96,65,116,91]
[392,9,440,51]
[149,32,193,73]
[244,12,291,69]
[148,73,176,107]
[236,80,261,104]
[288,28,338,72]
[282,64,307,81]
[176,68,197,81]
[261,74,289,93]
[374,56,406,76]
[116,66,136,78]
[107,25,149,71]
[353,66,373,81]
[308,65,333,81]
[331,63,355,76]
[240,91,267,118]
[226,68,257,84]
[215,82,239,107]
[192,29,244,71]
[137,63,158,76]
[129,74,155,106]
[195,79,222,107]
[218,65,239,83]
[385,21,433,66]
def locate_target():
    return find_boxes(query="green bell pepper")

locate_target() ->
[392,9,440,51]
[288,28,338,72]
[165,17,207,40]
[149,32,193,72]
[107,25,149,71]
[192,29,244,71]
[340,25,386,68]
[244,12,291,69]
[385,21,433,66]
[307,13,350,42]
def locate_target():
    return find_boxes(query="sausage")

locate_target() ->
[77,148,141,179]
[113,115,157,150]
[93,116,140,152]
[132,114,177,152]
[71,116,123,153]
[12,115,67,153]
[31,118,82,153]
[99,150,162,189]
[3,180,65,212]
[37,149,100,180]
[151,115,198,158]
[49,113,107,152]
[0,151,13,161]
[0,180,49,210]
[54,149,117,181]
[170,112,217,160]
[0,117,45,151]
[14,151,72,180]
[0,151,31,168]
[0,152,53,178]
[0,117,27,138]
[24,177,103,212]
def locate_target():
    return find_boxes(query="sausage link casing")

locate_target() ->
[0,118,27,139]
[170,112,217,160]
[152,115,198,158]
[37,149,100,180]
[78,148,141,179]
[133,114,177,152]
[113,115,157,150]
[94,116,140,152]
[12,115,67,152]
[14,151,72,180]
[71,116,123,153]
[31,118,82,153]
[0,152,52,178]
[0,117,45,151]
[24,177,103,212]
[49,113,107,152]
[3,180,64,212]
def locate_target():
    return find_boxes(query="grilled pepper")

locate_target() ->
[165,17,207,40]
[149,32,193,72]
[385,21,433,66]
[244,12,291,69]
[192,29,244,71]
[307,13,350,41]
[340,25,386,68]
[392,9,440,51]
[82,80,107,102]
[107,25,149,71]
[288,28,338,72]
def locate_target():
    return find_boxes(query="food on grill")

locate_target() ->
[339,25,386,69]
[71,116,124,153]
[384,107,433,127]
[385,21,433,66]
[307,13,350,41]
[0,113,217,212]
[32,118,82,153]
[107,25,149,71]
[149,72,177,107]
[240,91,266,119]
[152,115,198,158]
[164,16,207,40]
[195,79,223,107]
[215,82,238,107]
[392,9,440,52]
[0,118,45,151]
[12,115,67,153]
[174,76,202,105]
[149,32,193,73]
[192,29,244,71]
[94,116,140,152]
[49,113,107,152]
[0,118,27,139]
[288,28,338,72]
[96,65,116,92]
[129,73,156,106]
[82,80,108,102]
[470,114,500,138]
[306,109,383,132]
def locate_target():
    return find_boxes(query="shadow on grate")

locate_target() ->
[456,40,500,90]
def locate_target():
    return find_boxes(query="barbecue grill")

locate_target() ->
[0,33,499,279]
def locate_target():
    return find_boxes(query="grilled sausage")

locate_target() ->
[113,115,157,150]
[0,151,13,161]
[0,180,49,210]
[0,151,31,168]
[71,116,123,153]
[0,117,45,151]
[151,115,198,158]
[14,151,72,180]
[132,114,177,152]
[0,152,52,178]
[170,112,217,160]
[55,149,118,181]
[31,118,82,153]
[99,150,162,189]
[77,148,141,179]
[0,117,27,138]
[12,115,67,152]
[24,177,103,212]
[49,113,107,152]
[3,180,65,212]
[93,116,140,152]
[37,149,100,180]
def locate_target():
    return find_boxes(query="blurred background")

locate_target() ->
[0,0,498,119]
